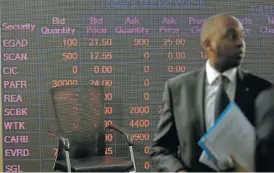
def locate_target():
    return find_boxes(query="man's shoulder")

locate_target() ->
[166,68,202,86]
[256,86,274,104]
[242,70,272,90]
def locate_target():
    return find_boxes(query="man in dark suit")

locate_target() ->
[230,87,274,172]
[255,87,274,172]
[150,13,272,172]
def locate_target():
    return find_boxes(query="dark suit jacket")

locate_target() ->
[255,87,274,172]
[150,67,272,172]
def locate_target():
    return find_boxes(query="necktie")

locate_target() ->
[214,75,230,120]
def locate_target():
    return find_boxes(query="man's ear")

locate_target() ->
[202,39,211,52]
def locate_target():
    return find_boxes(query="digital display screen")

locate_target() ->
[1,0,274,171]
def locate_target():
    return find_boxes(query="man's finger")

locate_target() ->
[229,154,249,172]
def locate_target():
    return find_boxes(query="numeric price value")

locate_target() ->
[162,38,186,46]
[90,52,112,60]
[89,38,112,47]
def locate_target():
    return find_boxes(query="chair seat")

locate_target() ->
[55,156,133,172]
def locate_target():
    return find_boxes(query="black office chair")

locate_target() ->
[48,85,136,172]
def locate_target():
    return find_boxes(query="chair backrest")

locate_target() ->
[51,85,105,159]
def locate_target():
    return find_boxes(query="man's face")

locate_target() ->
[207,16,246,70]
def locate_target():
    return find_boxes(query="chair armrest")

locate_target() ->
[48,129,70,151]
[106,124,133,146]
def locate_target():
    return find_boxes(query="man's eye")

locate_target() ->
[227,31,237,40]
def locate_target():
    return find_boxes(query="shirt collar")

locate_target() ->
[205,60,237,84]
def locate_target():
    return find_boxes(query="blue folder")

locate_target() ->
[197,102,238,165]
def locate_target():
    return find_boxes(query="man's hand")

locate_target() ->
[229,154,249,172]
[177,168,187,172]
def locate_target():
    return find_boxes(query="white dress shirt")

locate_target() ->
[204,60,237,130]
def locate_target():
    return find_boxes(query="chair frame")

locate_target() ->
[48,125,136,172]
[48,85,136,172]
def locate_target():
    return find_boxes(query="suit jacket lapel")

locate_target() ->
[195,67,206,139]
[234,68,249,114]
[194,67,249,139]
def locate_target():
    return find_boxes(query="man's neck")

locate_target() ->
[208,60,233,73]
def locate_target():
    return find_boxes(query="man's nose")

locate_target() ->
[236,39,244,48]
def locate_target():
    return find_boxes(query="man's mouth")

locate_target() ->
[234,50,244,58]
